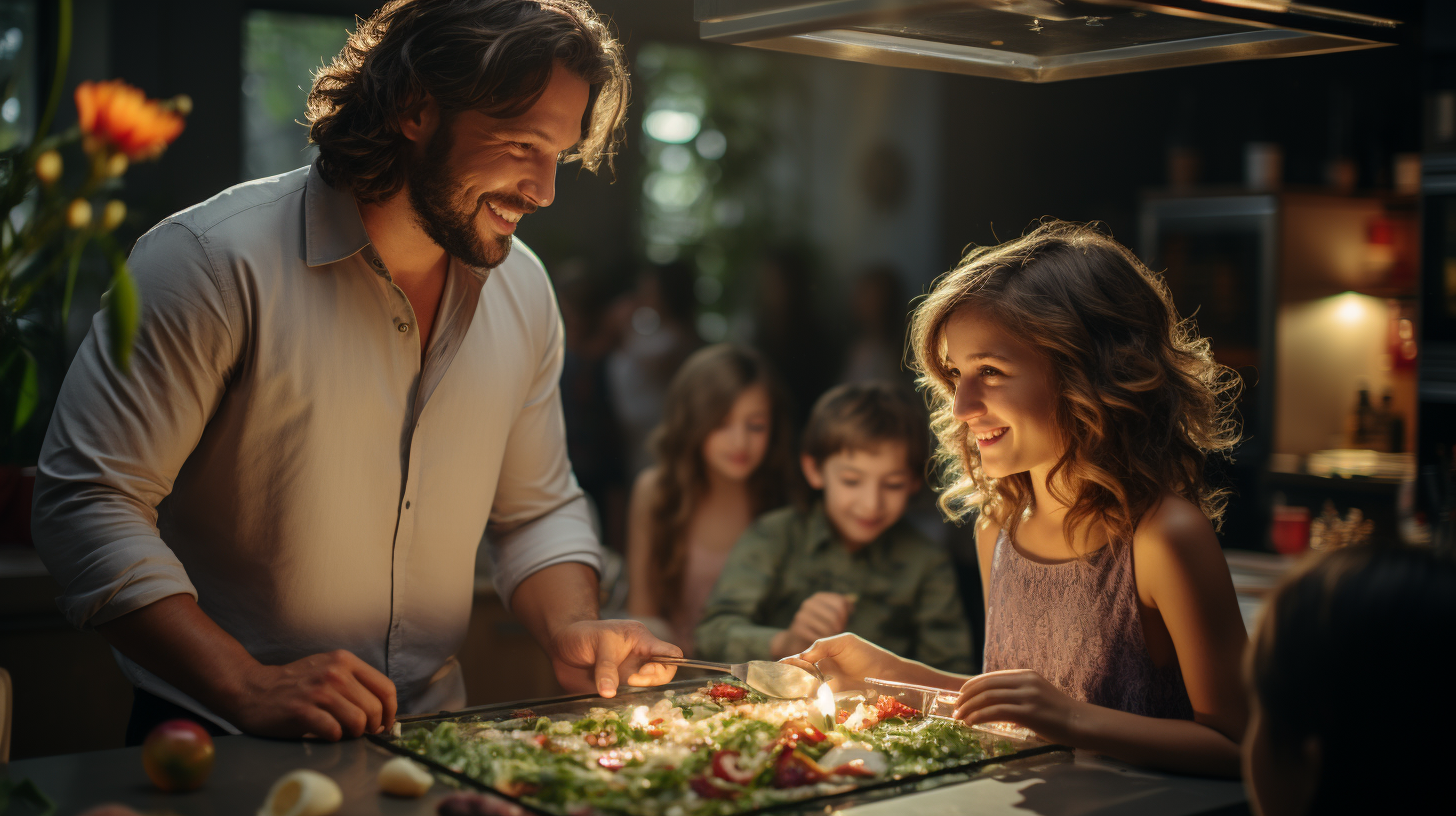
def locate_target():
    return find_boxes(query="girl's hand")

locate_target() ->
[953,669,1089,745]
[781,633,905,692]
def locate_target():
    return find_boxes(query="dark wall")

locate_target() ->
[906,0,1427,273]
[59,0,1425,279]
[935,39,1424,271]
[104,0,246,220]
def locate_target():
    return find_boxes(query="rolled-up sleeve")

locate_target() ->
[32,222,238,629]
[694,519,787,662]
[488,283,602,610]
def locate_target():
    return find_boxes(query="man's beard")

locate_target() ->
[405,125,532,270]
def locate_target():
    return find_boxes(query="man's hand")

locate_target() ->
[228,649,398,741]
[96,595,397,741]
[548,619,682,698]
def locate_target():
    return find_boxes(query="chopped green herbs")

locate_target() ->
[395,683,1025,816]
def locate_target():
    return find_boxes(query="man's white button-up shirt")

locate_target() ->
[32,163,602,731]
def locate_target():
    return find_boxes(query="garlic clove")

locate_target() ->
[257,769,343,816]
[378,756,434,797]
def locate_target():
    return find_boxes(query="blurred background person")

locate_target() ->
[556,261,630,553]
[748,245,832,428]
[625,345,798,655]
[840,263,914,393]
[607,261,703,475]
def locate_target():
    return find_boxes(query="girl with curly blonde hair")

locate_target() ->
[794,220,1250,777]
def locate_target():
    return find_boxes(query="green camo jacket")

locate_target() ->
[694,502,973,673]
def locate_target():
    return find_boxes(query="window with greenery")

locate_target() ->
[0,0,35,155]
[635,44,802,343]
[242,9,350,180]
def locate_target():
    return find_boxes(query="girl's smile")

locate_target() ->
[974,426,1009,447]
[944,307,1062,480]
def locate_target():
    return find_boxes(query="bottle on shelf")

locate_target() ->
[1349,387,1377,449]
[1380,390,1404,454]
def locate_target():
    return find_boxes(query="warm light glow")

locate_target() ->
[815,683,836,722]
[643,109,701,144]
[630,705,649,728]
[1335,292,1365,325]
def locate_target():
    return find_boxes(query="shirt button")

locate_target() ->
[405,501,411,509]
[398,323,410,333]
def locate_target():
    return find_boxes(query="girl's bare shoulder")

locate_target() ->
[1130,494,1226,587]
[1133,494,1217,548]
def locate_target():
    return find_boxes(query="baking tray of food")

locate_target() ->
[369,675,1066,816]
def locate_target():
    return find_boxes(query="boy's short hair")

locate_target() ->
[802,382,929,479]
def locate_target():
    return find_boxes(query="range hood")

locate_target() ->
[693,1,1401,83]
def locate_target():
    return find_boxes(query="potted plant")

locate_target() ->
[0,0,188,544]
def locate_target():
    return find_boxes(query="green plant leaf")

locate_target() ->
[61,241,83,321]
[12,351,38,432]
[106,260,140,373]
[0,777,58,816]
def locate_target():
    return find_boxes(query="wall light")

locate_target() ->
[1334,292,1365,325]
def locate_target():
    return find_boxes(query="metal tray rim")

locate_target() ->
[372,677,1068,815]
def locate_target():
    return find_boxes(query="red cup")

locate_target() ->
[1271,506,1311,555]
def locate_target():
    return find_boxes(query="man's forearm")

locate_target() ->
[96,593,261,716]
[510,562,600,648]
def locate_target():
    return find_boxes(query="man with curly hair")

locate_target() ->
[32,0,680,744]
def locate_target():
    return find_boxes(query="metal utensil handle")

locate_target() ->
[651,656,734,672]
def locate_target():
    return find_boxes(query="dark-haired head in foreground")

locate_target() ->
[1246,544,1455,815]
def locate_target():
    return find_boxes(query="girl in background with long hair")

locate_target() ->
[794,220,1249,777]
[626,344,797,655]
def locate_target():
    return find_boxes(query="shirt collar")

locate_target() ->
[302,162,495,284]
[806,500,902,556]
[304,162,372,268]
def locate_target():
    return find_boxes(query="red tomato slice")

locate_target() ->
[832,761,878,778]
[709,683,748,701]
[773,748,829,789]
[690,776,739,799]
[874,695,923,719]
[711,750,756,785]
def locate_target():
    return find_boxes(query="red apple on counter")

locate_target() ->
[142,719,215,791]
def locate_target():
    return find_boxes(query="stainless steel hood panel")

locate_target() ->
[694,0,1399,82]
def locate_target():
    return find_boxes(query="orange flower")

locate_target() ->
[74,80,186,161]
